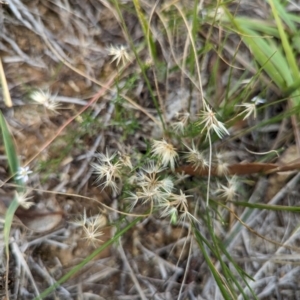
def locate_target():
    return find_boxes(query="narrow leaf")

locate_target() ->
[0,59,12,107]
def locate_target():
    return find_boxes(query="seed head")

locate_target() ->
[138,185,169,205]
[82,214,105,248]
[215,152,229,176]
[15,191,34,209]
[159,190,197,224]
[91,151,122,194]
[144,161,164,173]
[172,112,190,134]
[236,96,266,120]
[216,176,239,201]
[30,89,60,112]
[184,142,208,170]
[198,107,229,139]
[107,45,131,66]
[118,151,133,169]
[125,192,140,211]
[151,139,178,171]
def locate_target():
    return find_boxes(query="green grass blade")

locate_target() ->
[0,112,20,180]
[224,9,293,90]
[3,197,19,257]
[268,0,299,83]
[0,59,13,107]
[205,210,238,299]
[239,31,286,88]
[218,238,258,299]
[192,223,232,300]
[232,18,279,36]
[0,112,24,265]
[284,79,300,96]
[270,0,297,32]
[132,0,157,60]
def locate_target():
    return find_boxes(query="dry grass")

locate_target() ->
[1,1,300,299]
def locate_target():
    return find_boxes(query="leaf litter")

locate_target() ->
[1,1,300,299]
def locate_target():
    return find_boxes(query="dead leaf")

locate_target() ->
[177,163,278,176]
[15,197,63,232]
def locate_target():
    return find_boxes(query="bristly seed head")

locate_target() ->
[107,45,131,66]
[216,175,239,201]
[118,151,133,169]
[159,190,197,224]
[71,208,105,248]
[91,151,123,194]
[82,215,105,248]
[151,139,178,171]
[215,152,229,176]
[172,112,190,134]
[30,89,60,112]
[197,107,229,139]
[184,141,208,170]
[236,96,266,120]
[15,190,34,209]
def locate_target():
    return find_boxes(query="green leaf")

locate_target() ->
[0,112,20,179]
[0,112,24,264]
[3,197,19,258]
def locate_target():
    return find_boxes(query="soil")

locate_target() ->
[1,1,300,300]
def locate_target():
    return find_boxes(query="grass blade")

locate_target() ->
[0,58,12,108]
[0,112,19,178]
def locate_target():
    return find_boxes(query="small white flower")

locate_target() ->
[151,139,178,171]
[15,191,34,209]
[107,45,131,66]
[251,96,266,105]
[30,89,60,112]
[198,107,229,139]
[138,171,159,189]
[16,166,32,183]
[134,164,173,206]
[144,57,153,67]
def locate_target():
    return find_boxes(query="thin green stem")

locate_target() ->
[206,133,212,207]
